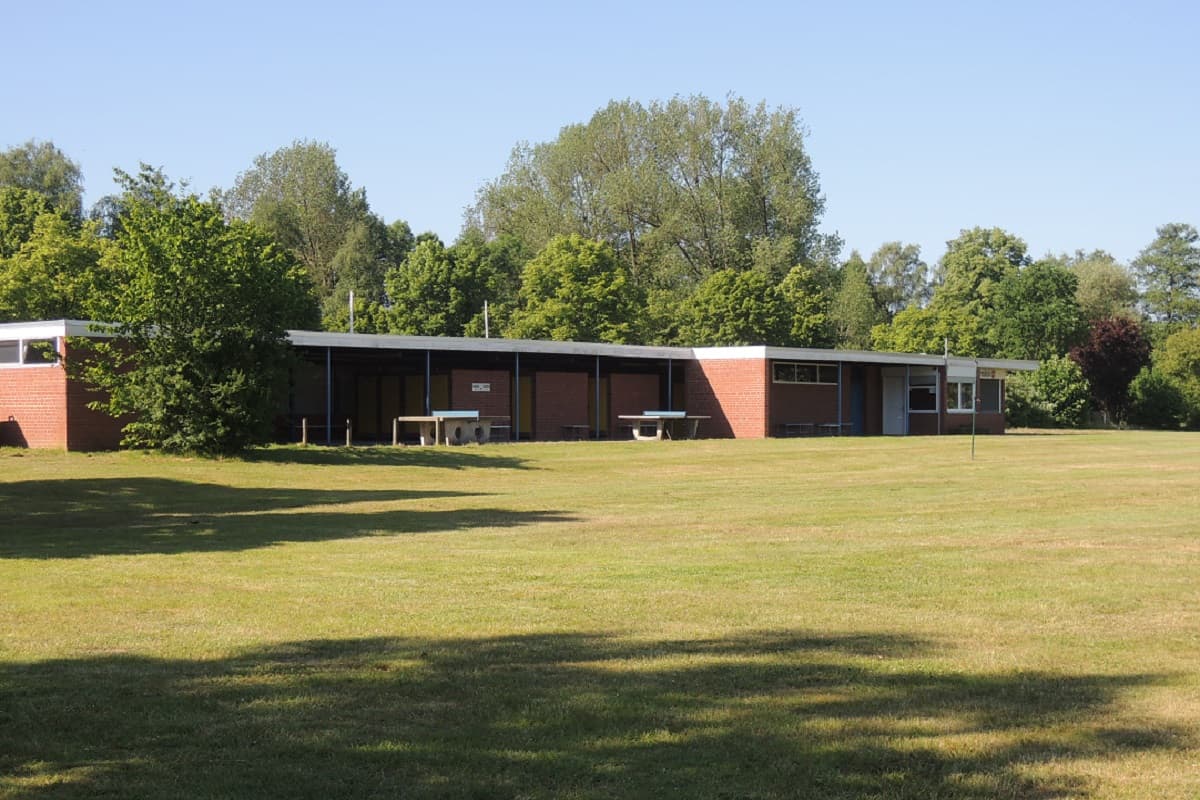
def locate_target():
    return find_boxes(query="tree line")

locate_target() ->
[2,95,1199,451]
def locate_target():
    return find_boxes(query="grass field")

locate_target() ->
[1,431,1198,799]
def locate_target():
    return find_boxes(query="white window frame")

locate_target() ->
[947,380,975,414]
[0,337,61,368]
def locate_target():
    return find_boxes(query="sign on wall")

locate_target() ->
[471,382,491,392]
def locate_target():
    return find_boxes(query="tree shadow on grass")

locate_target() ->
[0,478,570,559]
[0,631,1187,799]
[241,445,533,470]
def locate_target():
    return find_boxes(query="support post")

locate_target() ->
[325,347,332,445]
[392,417,399,447]
[424,350,431,416]
[594,355,601,439]
[301,417,308,446]
[904,365,910,436]
[836,362,843,434]
[345,418,352,448]
[667,358,673,410]
[514,352,521,441]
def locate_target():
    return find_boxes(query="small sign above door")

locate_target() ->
[471,382,491,392]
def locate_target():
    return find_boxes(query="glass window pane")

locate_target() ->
[961,382,974,410]
[772,363,792,383]
[979,379,1001,412]
[23,339,58,364]
[909,386,937,411]
[795,364,817,383]
[818,365,839,384]
[0,341,18,364]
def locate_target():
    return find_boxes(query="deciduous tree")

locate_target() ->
[1069,316,1151,424]
[989,261,1085,360]
[505,235,640,344]
[867,242,930,318]
[0,140,83,218]
[80,180,318,454]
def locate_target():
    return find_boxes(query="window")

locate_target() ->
[23,339,58,364]
[772,361,838,384]
[908,369,937,412]
[979,379,1002,413]
[0,337,59,366]
[947,380,974,412]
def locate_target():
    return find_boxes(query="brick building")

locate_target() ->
[1,320,1036,450]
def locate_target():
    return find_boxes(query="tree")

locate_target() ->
[0,186,59,258]
[870,305,985,356]
[778,263,835,347]
[1132,223,1200,328]
[989,260,1085,360]
[0,140,84,218]
[1157,326,1200,427]
[829,252,882,349]
[1059,250,1137,322]
[222,141,381,305]
[675,269,791,346]
[1069,316,1151,424]
[933,227,1030,317]
[470,95,825,289]
[0,213,105,323]
[505,235,641,344]
[79,182,319,454]
[867,242,930,318]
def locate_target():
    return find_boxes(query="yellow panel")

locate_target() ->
[431,374,449,409]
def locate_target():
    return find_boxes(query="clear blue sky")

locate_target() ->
[3,0,1197,265]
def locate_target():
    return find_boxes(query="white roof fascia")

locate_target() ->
[0,320,119,339]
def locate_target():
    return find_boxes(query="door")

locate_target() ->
[883,375,905,435]
[850,366,865,435]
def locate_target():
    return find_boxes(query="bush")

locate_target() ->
[1005,355,1090,428]
[1128,368,1189,429]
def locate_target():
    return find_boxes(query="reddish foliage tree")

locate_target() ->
[1069,316,1151,424]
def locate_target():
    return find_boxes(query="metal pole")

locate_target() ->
[514,352,521,441]
[325,346,332,445]
[971,357,978,461]
[667,358,673,410]
[424,350,431,415]
[836,362,843,434]
[349,290,355,334]
[904,365,910,436]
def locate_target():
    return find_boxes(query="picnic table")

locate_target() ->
[393,411,510,445]
[617,411,711,441]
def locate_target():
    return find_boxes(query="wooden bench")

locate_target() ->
[561,424,590,441]
[777,422,815,437]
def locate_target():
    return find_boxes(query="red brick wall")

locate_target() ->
[65,375,124,451]
[686,358,768,439]
[0,365,68,448]
[609,373,660,435]
[450,369,511,418]
[534,371,589,440]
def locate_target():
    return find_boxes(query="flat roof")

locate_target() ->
[0,321,1037,371]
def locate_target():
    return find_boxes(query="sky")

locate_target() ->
[3,0,1197,266]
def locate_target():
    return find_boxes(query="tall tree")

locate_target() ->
[871,305,986,357]
[830,252,882,349]
[1157,326,1200,426]
[989,260,1085,360]
[222,141,377,303]
[1058,250,1137,322]
[933,227,1030,317]
[470,95,825,289]
[80,178,319,454]
[1132,223,1200,328]
[867,242,930,318]
[0,186,58,258]
[0,214,105,323]
[1070,316,1151,424]
[0,140,83,219]
[505,235,640,344]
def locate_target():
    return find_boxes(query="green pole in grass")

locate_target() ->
[971,356,978,461]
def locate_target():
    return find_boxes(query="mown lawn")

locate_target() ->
[1,431,1197,799]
